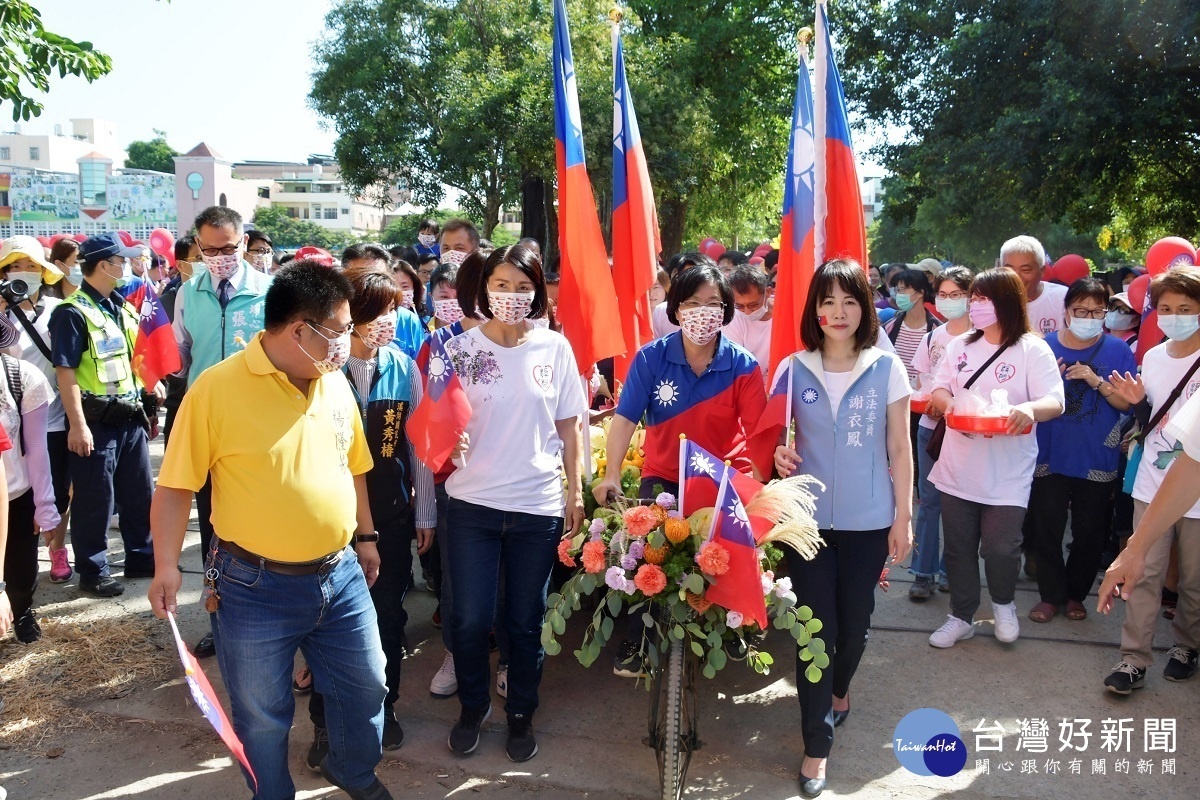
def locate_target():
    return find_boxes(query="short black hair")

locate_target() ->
[247,229,273,249]
[419,218,440,234]
[728,266,769,295]
[265,260,353,331]
[666,257,734,326]
[418,253,439,270]
[1064,277,1109,309]
[762,249,780,275]
[800,258,879,352]
[394,245,419,268]
[475,245,548,321]
[889,268,934,302]
[544,271,561,286]
[194,205,243,233]
[440,218,480,248]
[429,262,458,293]
[718,250,750,268]
[173,234,195,263]
[518,237,542,251]
[342,243,392,267]
[277,253,295,266]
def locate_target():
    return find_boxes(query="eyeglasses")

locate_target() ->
[1069,307,1106,320]
[734,301,764,313]
[936,291,968,300]
[197,241,242,257]
[247,247,273,256]
[679,300,724,311]
[306,319,354,336]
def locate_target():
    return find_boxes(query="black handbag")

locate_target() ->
[926,344,1010,460]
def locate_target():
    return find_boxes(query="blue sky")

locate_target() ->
[31,0,338,162]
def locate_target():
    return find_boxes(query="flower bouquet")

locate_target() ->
[543,476,828,683]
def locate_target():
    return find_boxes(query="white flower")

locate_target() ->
[761,574,774,595]
[726,610,744,628]
[773,577,793,598]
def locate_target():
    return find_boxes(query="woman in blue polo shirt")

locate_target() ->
[773,259,913,799]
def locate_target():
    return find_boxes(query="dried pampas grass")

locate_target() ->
[748,475,825,561]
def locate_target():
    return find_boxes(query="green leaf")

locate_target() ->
[793,627,811,646]
[690,640,704,657]
[807,637,826,655]
[642,612,655,628]
[681,573,705,595]
[550,611,566,636]
[685,622,704,638]
[805,618,823,635]
[799,649,813,662]
[672,624,685,640]
[600,616,614,641]
[805,664,822,684]
[540,624,555,648]
[813,652,830,670]
[708,646,727,671]
[758,652,774,666]
[544,639,561,657]
[702,663,717,679]
[606,592,621,616]
[796,605,814,622]
[546,592,562,609]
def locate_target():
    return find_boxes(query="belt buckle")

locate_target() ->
[317,549,343,576]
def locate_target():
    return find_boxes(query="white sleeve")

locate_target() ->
[555,340,588,419]
[1024,337,1066,409]
[1166,391,1200,460]
[874,325,896,354]
[910,331,933,376]
[887,354,913,403]
[933,336,959,394]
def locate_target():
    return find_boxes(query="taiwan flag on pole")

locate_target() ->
[610,23,660,384]
[678,437,769,541]
[768,45,817,381]
[814,0,867,269]
[405,332,472,472]
[553,0,625,373]
[126,280,181,389]
[166,612,257,791]
[704,472,768,630]
[747,357,794,480]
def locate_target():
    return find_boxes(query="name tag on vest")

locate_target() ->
[95,335,126,357]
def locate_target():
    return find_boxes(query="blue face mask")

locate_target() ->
[893,292,916,313]
[1159,314,1200,341]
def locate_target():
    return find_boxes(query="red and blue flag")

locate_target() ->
[406,330,471,472]
[553,0,625,373]
[768,46,817,380]
[748,357,794,479]
[678,437,771,542]
[814,1,867,269]
[610,25,660,384]
[125,279,181,389]
[704,472,768,629]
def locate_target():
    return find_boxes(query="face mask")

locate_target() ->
[737,303,769,323]
[936,296,968,320]
[354,314,397,349]
[487,290,535,326]
[202,250,241,281]
[418,233,437,247]
[969,299,998,329]
[1105,310,1137,331]
[440,249,468,267]
[300,323,352,374]
[7,270,42,295]
[1067,316,1103,340]
[399,289,415,310]
[678,306,724,346]
[894,292,916,313]
[103,258,132,289]
[66,265,84,286]
[251,252,273,272]
[1158,314,1200,341]
[434,298,464,324]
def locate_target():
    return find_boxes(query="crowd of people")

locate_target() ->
[0,211,1196,800]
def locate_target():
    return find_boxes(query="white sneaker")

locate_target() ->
[496,664,508,699]
[430,651,457,698]
[929,615,975,648]
[992,601,1020,643]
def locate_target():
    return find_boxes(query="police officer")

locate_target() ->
[50,232,161,597]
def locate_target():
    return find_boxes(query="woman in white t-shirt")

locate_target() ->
[442,244,586,763]
[908,266,973,599]
[927,267,1064,649]
[1100,267,1200,694]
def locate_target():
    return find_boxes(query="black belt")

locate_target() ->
[218,539,344,576]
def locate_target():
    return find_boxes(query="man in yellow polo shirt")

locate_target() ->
[148,261,392,800]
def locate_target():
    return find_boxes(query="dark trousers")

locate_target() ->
[67,419,153,578]
[196,475,215,566]
[445,497,561,716]
[941,495,1026,622]
[1028,474,1112,605]
[786,527,890,759]
[3,491,38,618]
[311,510,416,726]
[47,430,71,513]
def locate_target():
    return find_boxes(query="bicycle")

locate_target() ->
[644,633,701,800]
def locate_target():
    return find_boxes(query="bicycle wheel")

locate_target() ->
[656,638,687,800]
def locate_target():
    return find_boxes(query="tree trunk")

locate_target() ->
[543,178,560,269]
[659,195,687,262]
[520,176,548,248]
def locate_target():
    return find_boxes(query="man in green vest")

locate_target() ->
[49,232,161,597]
[171,205,272,657]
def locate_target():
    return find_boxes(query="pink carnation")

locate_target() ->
[623,505,658,538]
[634,563,668,596]
[582,540,607,574]
[695,541,730,576]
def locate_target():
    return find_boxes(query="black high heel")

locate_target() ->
[799,771,826,798]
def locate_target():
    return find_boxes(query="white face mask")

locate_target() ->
[300,323,352,374]
[354,314,397,349]
[1105,310,1137,331]
[202,250,241,281]
[7,270,42,296]
[440,249,469,267]
[66,265,84,285]
[399,289,415,310]
[487,290,535,326]
[417,233,437,247]
[433,298,464,324]
[678,305,724,346]
[935,296,968,320]
[1067,316,1103,341]
[1158,314,1200,341]
[737,303,769,323]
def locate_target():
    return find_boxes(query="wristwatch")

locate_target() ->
[354,532,380,544]
[0,580,6,594]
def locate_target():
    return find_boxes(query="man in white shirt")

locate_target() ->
[1002,235,1067,335]
[723,267,773,381]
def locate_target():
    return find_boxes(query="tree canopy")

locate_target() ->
[251,205,359,250]
[125,131,179,174]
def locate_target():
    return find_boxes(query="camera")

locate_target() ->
[0,278,30,306]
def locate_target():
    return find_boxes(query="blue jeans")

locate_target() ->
[210,545,387,800]
[910,425,945,579]
[445,497,561,716]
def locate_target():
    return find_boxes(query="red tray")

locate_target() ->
[910,397,931,414]
[946,413,1031,436]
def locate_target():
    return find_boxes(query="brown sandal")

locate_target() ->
[1028,602,1058,623]
[1065,600,1087,620]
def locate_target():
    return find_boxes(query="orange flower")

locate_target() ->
[695,541,730,576]
[557,538,576,568]
[582,540,607,573]
[664,517,691,544]
[635,563,668,596]
[623,505,659,538]
[642,542,670,565]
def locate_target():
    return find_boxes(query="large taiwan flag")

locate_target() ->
[126,279,181,388]
[406,331,471,472]
[703,473,768,630]
[814,0,867,269]
[553,0,625,373]
[610,25,660,384]
[768,47,817,380]
[747,357,794,480]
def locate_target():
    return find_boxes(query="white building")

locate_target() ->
[233,158,394,238]
[861,173,885,227]
[0,118,122,173]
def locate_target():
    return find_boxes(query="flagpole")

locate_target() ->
[709,465,730,542]
[677,432,687,511]
[582,375,593,482]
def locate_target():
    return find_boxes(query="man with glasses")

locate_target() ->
[723,266,775,383]
[246,230,275,273]
[149,261,392,800]
[49,232,161,597]
[172,205,272,657]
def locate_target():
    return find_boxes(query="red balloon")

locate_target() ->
[752,242,772,257]
[1053,254,1090,285]
[1136,310,1164,368]
[35,236,52,248]
[72,233,88,243]
[1043,264,1057,283]
[148,227,175,257]
[49,233,68,244]
[1145,237,1196,276]
[117,230,134,247]
[706,242,726,259]
[1127,274,1151,314]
